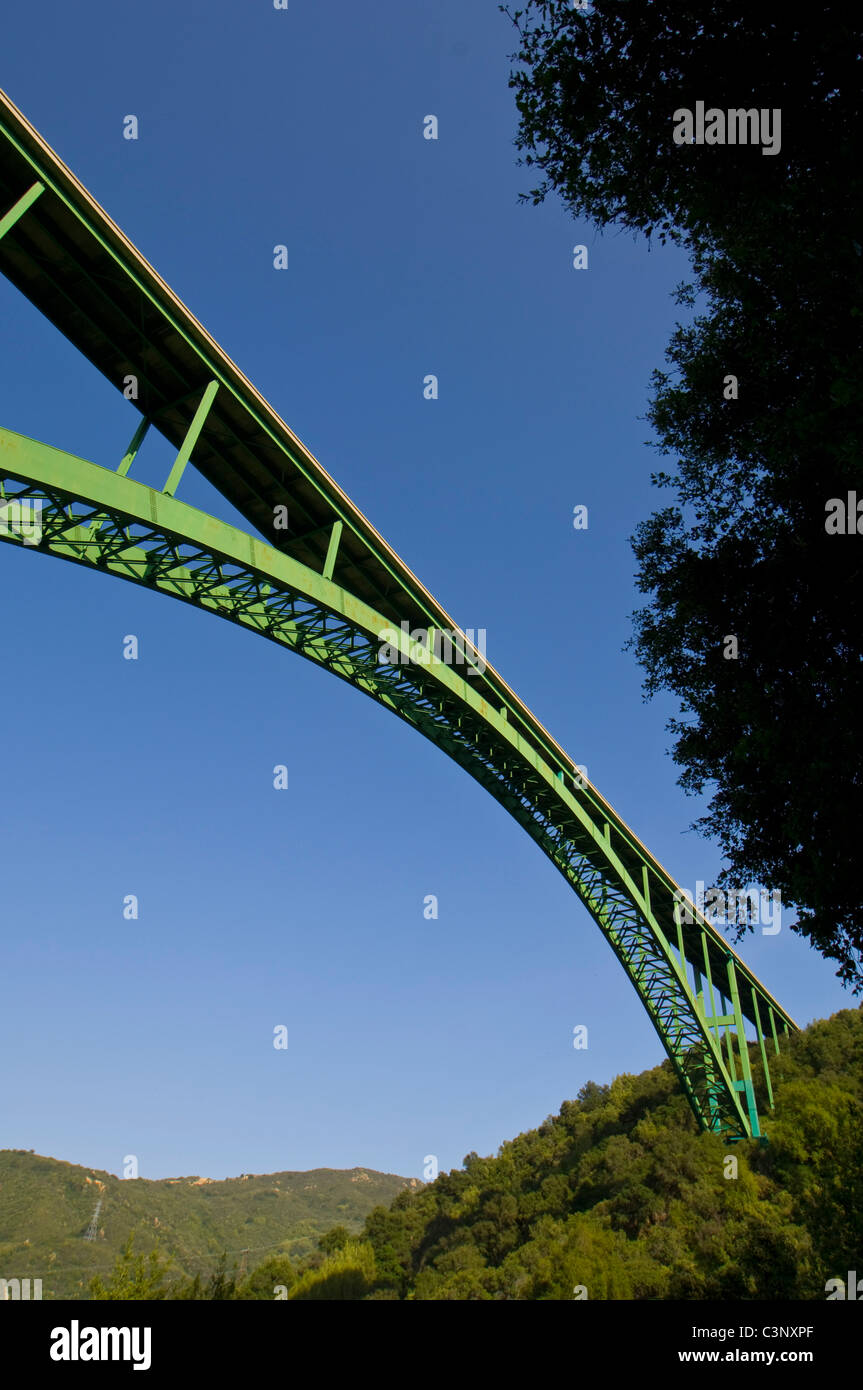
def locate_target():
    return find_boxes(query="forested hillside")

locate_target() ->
[11,1008,859,1300]
[352,1007,862,1299]
[0,1156,412,1300]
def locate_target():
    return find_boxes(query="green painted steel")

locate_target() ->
[163,380,219,498]
[0,179,43,240]
[0,426,796,1140]
[0,88,800,1141]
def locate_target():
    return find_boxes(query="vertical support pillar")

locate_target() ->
[323,519,343,581]
[641,866,651,914]
[699,936,727,1127]
[673,899,686,971]
[724,1014,738,1087]
[163,380,218,497]
[669,900,686,1047]
[118,416,151,477]
[693,959,720,1132]
[751,987,775,1111]
[701,937,720,1045]
[726,954,759,1138]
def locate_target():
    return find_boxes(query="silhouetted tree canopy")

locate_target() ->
[505,2,863,987]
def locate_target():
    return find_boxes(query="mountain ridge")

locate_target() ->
[0,1149,415,1298]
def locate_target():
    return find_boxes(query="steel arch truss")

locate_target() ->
[0,426,795,1141]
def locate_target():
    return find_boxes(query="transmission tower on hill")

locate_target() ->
[83,1197,103,1241]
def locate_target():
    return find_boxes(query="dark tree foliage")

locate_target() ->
[504,2,863,987]
[318,1224,351,1255]
[234,1255,296,1300]
[172,1250,237,1300]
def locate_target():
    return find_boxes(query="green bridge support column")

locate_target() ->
[162,381,218,498]
[0,180,43,240]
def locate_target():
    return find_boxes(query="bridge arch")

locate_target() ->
[0,426,794,1140]
[0,87,796,1141]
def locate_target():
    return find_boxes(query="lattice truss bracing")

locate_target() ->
[0,431,794,1141]
[0,89,797,1141]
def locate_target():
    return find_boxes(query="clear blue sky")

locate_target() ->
[1,0,848,1185]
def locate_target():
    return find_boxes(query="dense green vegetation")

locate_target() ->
[505,2,863,988]
[351,1008,862,1299]
[64,1007,862,1300]
[0,1155,412,1300]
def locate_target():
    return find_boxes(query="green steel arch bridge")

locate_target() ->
[0,90,797,1142]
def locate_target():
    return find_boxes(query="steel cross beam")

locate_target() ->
[0,427,796,1139]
